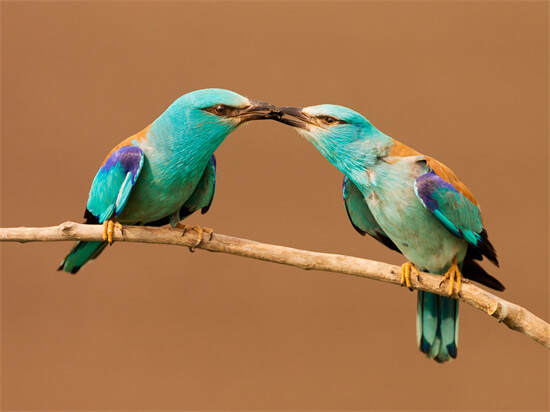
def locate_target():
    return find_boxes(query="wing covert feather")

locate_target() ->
[342,176,399,252]
[86,146,144,223]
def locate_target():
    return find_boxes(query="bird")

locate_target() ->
[276,104,504,362]
[59,88,281,274]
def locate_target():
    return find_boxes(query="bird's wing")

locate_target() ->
[86,146,144,223]
[179,154,217,219]
[342,176,400,252]
[145,155,217,227]
[389,140,479,206]
[414,159,498,266]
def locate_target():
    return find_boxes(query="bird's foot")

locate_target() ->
[176,223,214,251]
[439,257,462,297]
[400,261,418,291]
[102,220,123,245]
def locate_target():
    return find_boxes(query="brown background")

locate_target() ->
[1,1,548,411]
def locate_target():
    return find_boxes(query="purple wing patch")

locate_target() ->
[415,171,459,212]
[101,146,143,184]
[87,145,144,222]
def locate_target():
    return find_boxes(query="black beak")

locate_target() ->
[238,100,283,122]
[275,106,313,129]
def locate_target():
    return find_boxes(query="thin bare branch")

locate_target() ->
[1,221,548,348]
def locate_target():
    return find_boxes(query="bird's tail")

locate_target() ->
[57,241,108,274]
[416,291,459,363]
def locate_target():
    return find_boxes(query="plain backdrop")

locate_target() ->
[1,1,548,411]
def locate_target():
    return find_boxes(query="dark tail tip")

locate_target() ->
[57,261,81,274]
[478,229,499,267]
[462,259,505,291]
[417,291,459,363]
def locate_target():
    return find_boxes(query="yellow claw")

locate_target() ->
[102,220,123,245]
[176,223,214,251]
[439,257,462,297]
[400,261,418,291]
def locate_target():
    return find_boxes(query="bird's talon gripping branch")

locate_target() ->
[400,261,418,291]
[176,223,214,251]
[102,220,122,245]
[439,257,462,297]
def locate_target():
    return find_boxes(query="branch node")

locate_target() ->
[59,221,76,235]
[496,303,508,323]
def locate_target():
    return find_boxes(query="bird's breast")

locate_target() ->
[363,161,467,273]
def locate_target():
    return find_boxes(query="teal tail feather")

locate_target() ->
[416,291,459,363]
[58,241,108,274]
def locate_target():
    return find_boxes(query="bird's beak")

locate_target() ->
[275,107,315,129]
[237,100,283,123]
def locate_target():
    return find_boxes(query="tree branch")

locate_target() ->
[1,221,548,349]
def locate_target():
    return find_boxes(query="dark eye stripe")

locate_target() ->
[319,115,346,125]
[203,104,236,117]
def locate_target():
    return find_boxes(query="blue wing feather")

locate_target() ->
[145,155,217,227]
[342,176,399,252]
[414,172,482,245]
[414,171,498,265]
[87,146,144,223]
[179,154,217,219]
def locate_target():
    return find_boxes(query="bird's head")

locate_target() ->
[149,89,282,155]
[276,104,373,145]
[275,104,392,175]
[167,88,282,132]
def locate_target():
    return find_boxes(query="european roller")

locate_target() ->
[277,105,504,362]
[59,88,281,274]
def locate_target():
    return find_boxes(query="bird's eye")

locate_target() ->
[214,105,228,115]
[321,116,338,125]
[203,104,235,117]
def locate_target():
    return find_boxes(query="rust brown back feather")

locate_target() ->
[388,140,478,205]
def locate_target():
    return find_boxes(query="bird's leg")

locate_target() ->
[175,223,214,252]
[400,262,418,291]
[102,219,123,245]
[439,257,462,297]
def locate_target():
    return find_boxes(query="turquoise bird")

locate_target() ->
[277,105,504,362]
[59,89,281,274]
